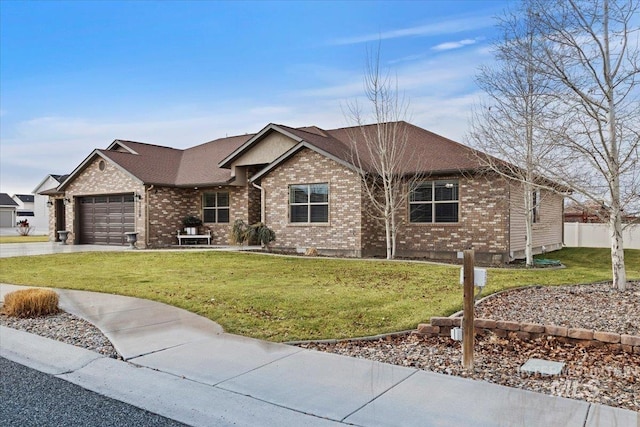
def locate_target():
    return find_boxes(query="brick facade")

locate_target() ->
[51,157,255,248]
[396,174,511,264]
[54,138,561,261]
[146,185,251,247]
[261,149,364,256]
[259,150,514,263]
[57,157,145,245]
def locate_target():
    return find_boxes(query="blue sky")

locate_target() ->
[1,0,509,195]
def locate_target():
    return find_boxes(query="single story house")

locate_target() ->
[47,121,564,264]
[0,193,19,228]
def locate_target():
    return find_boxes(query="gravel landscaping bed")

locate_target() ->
[0,310,121,359]
[299,282,640,413]
[1,281,638,412]
[475,281,640,336]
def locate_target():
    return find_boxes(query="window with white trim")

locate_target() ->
[289,183,328,223]
[409,180,459,223]
[203,192,230,223]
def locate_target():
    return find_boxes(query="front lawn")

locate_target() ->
[0,248,637,342]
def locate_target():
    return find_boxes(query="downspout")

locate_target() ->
[146,185,154,248]
[561,195,565,247]
[251,181,265,223]
[507,181,512,262]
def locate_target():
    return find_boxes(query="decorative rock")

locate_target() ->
[493,329,508,338]
[568,328,594,340]
[520,358,565,376]
[594,331,620,344]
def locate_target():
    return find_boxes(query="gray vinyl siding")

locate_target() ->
[509,182,564,258]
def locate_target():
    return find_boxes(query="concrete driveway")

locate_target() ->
[0,242,129,258]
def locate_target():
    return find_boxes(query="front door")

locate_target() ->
[55,199,66,241]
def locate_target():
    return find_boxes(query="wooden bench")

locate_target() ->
[177,230,212,246]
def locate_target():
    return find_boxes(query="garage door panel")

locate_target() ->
[79,195,135,245]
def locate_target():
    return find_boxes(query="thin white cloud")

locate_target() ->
[331,16,494,46]
[432,38,478,51]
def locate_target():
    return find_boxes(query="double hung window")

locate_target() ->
[409,180,459,223]
[203,192,230,223]
[289,183,329,223]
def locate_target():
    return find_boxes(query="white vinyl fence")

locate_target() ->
[564,222,640,249]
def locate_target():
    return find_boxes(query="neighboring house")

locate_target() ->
[33,174,69,237]
[13,194,35,224]
[48,122,564,264]
[0,193,19,228]
[564,201,637,224]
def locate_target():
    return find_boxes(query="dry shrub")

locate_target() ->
[3,288,59,317]
[305,247,319,257]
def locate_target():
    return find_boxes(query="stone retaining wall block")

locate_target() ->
[593,331,620,344]
[545,325,568,337]
[474,318,496,329]
[431,317,453,327]
[568,328,594,340]
[520,323,546,333]
[496,320,520,331]
[620,334,640,346]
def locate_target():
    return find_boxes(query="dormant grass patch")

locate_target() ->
[2,288,59,317]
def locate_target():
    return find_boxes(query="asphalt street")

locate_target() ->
[0,357,187,427]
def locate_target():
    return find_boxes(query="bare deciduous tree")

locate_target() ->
[345,49,423,259]
[529,0,640,290]
[467,4,562,267]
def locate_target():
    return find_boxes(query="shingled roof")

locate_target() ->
[0,193,19,207]
[60,122,488,190]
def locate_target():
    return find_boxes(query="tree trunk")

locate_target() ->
[610,206,627,291]
[384,197,392,260]
[523,183,534,267]
[603,0,627,291]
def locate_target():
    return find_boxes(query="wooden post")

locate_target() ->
[462,249,475,369]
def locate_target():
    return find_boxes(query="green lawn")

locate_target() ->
[0,235,50,244]
[0,248,638,342]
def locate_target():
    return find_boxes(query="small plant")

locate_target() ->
[16,219,33,236]
[182,215,203,228]
[230,219,248,245]
[3,288,59,317]
[247,222,276,247]
[229,220,276,248]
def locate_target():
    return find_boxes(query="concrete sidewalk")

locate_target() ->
[1,284,637,427]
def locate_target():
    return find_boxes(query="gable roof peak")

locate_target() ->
[0,193,19,206]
